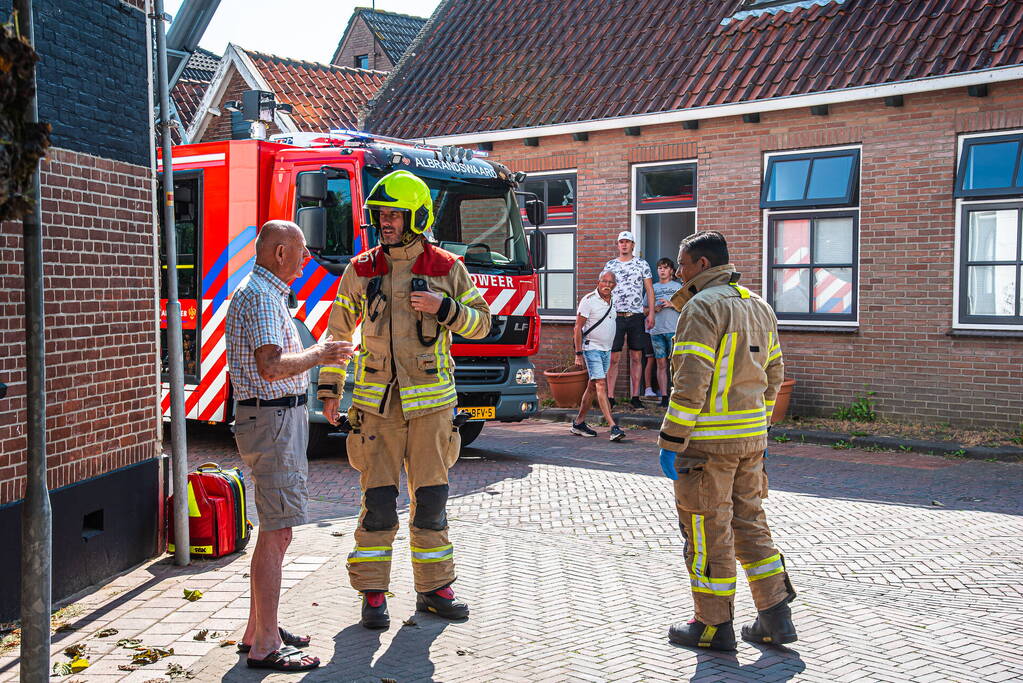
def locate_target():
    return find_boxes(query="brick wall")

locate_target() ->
[199,70,284,142]
[488,82,1023,429]
[332,16,394,71]
[0,149,158,505]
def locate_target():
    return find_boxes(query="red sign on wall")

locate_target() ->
[160,299,198,329]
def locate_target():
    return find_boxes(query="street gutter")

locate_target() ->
[534,409,1023,463]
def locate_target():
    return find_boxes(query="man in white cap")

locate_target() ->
[603,230,655,408]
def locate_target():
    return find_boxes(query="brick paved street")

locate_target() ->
[3,420,1022,682]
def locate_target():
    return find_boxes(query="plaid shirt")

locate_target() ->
[225,265,307,400]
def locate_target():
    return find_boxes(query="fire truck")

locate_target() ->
[158,130,547,455]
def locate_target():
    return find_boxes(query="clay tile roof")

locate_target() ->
[359,8,429,63]
[171,49,221,138]
[243,50,387,132]
[364,0,1023,138]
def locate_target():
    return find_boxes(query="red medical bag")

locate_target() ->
[168,463,252,558]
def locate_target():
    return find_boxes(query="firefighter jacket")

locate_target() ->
[658,264,784,454]
[317,239,491,420]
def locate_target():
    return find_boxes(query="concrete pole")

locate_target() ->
[153,0,190,567]
[13,1,53,680]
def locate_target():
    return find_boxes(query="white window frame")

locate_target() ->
[523,168,578,322]
[630,158,699,262]
[761,144,862,327]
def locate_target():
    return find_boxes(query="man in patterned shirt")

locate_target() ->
[604,230,656,408]
[226,220,353,672]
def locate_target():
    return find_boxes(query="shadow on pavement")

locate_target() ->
[683,643,805,682]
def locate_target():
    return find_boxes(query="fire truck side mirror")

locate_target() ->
[528,229,547,270]
[297,171,328,202]
[296,207,326,251]
[525,198,546,227]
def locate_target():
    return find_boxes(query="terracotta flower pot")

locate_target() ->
[542,368,590,408]
[771,378,797,423]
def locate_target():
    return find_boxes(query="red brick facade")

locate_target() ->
[331,16,394,71]
[484,83,1023,429]
[0,148,159,505]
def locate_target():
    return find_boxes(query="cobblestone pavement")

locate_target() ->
[3,420,1022,682]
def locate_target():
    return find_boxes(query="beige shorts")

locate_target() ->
[233,403,309,532]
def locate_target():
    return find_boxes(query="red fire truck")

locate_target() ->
[158,130,547,454]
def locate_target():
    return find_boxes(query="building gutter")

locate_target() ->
[422,65,1023,145]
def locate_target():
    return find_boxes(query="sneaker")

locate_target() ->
[630,396,644,409]
[609,425,625,442]
[659,395,669,408]
[360,591,390,630]
[416,585,470,620]
[571,421,598,437]
[644,388,657,397]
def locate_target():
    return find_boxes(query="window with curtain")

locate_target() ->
[958,204,1023,324]
[519,172,577,315]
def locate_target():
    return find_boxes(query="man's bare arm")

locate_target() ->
[254,338,353,383]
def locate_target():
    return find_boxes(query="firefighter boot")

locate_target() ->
[741,597,797,645]
[360,591,390,630]
[416,585,469,620]
[668,619,737,651]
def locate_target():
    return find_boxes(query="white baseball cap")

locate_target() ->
[617,230,636,242]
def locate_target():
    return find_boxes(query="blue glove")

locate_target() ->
[659,448,678,480]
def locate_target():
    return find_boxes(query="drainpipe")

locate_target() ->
[153,0,190,567]
[14,0,52,680]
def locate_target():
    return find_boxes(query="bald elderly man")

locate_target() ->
[226,220,353,672]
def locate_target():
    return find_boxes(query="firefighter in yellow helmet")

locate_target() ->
[318,170,491,629]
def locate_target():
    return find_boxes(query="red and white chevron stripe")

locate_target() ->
[161,298,230,423]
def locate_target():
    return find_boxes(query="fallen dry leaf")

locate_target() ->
[117,664,138,672]
[63,643,86,659]
[132,646,174,665]
[182,588,203,601]
[95,628,119,638]
[218,639,237,647]
[116,638,142,649]
[330,531,345,537]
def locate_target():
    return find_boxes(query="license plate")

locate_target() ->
[462,406,494,420]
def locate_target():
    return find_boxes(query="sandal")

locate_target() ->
[237,626,312,653]
[246,645,320,671]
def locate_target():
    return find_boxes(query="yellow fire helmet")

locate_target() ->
[364,170,434,245]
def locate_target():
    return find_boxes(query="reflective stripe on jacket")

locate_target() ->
[318,240,492,419]
[658,264,784,454]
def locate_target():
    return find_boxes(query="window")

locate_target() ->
[230,110,249,140]
[518,172,577,315]
[761,149,859,209]
[354,54,369,69]
[763,146,860,323]
[296,171,355,258]
[958,204,1023,325]
[955,133,1023,198]
[159,172,202,382]
[635,162,696,211]
[767,213,857,321]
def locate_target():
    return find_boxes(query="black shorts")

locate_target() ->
[612,313,653,353]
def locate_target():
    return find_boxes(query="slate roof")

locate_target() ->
[365,0,1023,138]
[332,8,428,65]
[245,50,387,131]
[172,48,221,138]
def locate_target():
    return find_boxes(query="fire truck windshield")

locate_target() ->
[366,173,531,273]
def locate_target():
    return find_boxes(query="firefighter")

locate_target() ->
[318,170,491,630]
[657,231,797,651]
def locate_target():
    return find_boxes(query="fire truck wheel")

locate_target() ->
[307,422,346,460]
[458,421,485,449]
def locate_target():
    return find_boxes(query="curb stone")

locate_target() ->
[535,408,1023,463]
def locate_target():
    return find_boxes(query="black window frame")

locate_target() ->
[158,169,203,384]
[761,149,860,209]
[954,133,1023,198]
[518,171,578,316]
[766,210,859,323]
[295,169,356,260]
[354,54,369,69]
[634,162,697,211]
[957,201,1023,325]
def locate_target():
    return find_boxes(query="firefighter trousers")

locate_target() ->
[344,400,461,593]
[673,445,793,626]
